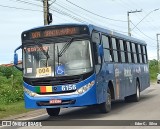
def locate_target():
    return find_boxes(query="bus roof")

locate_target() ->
[23,23,146,45]
[88,24,146,45]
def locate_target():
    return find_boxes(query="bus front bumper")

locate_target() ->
[24,86,97,109]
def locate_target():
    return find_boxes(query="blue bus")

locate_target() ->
[14,24,150,116]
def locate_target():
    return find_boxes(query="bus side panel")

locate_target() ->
[117,63,126,99]
[96,63,114,104]
[124,64,135,97]
[140,64,150,91]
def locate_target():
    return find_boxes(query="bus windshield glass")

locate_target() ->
[23,39,93,78]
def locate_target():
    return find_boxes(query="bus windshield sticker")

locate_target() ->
[36,67,52,77]
[27,68,32,73]
[24,46,49,53]
[56,65,65,75]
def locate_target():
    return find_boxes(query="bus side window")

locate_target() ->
[102,35,111,62]
[138,44,142,63]
[119,40,126,63]
[142,45,148,63]
[141,45,145,63]
[131,43,137,63]
[116,39,121,63]
[92,32,101,65]
[126,41,132,63]
[93,42,99,64]
[112,38,118,62]
[92,32,101,44]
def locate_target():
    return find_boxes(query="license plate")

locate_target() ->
[49,99,62,104]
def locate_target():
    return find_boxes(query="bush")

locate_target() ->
[0,66,23,104]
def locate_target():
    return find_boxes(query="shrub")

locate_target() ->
[0,66,23,104]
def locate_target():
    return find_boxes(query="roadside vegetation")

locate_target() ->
[0,60,158,118]
[0,65,31,118]
[149,59,158,82]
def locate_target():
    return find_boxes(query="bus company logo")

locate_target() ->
[53,87,57,91]
[124,68,132,77]
[135,67,141,73]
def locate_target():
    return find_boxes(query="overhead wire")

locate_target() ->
[0,4,42,12]
[55,0,128,29]
[130,21,157,42]
[9,0,42,7]
[65,0,127,22]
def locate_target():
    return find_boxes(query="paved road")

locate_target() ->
[1,84,160,129]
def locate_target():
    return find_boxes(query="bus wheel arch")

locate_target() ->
[134,77,140,101]
[108,81,115,100]
[125,78,140,102]
[98,81,114,113]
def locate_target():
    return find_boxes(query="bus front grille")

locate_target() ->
[30,75,82,86]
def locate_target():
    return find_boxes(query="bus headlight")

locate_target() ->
[24,87,37,97]
[77,80,95,94]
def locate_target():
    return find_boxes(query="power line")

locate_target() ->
[55,0,127,29]
[50,7,87,23]
[9,0,42,7]
[53,3,105,26]
[50,4,128,34]
[49,0,56,6]
[0,4,42,12]
[119,0,160,34]
[66,0,127,22]
[130,21,157,41]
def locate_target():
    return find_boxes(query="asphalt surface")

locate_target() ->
[1,84,160,129]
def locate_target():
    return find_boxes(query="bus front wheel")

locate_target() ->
[99,88,111,113]
[46,108,60,116]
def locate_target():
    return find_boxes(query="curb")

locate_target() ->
[2,109,46,120]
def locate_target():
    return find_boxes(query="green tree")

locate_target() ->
[149,59,158,81]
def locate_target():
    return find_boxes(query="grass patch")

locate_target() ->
[0,101,32,119]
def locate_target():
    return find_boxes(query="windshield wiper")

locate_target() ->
[57,45,60,66]
[58,38,73,57]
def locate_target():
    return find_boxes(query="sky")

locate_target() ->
[0,0,160,64]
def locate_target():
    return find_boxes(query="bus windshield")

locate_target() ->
[23,39,93,78]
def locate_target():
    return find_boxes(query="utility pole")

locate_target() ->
[157,34,160,61]
[43,0,48,25]
[157,34,160,72]
[127,10,142,36]
[43,0,52,25]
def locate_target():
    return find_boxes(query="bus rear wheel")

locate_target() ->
[99,88,111,113]
[46,108,60,116]
[125,81,140,102]
[132,81,140,102]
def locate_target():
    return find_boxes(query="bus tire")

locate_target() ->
[125,81,140,102]
[99,88,111,113]
[132,81,140,102]
[46,108,60,116]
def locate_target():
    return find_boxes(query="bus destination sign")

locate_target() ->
[31,27,79,39]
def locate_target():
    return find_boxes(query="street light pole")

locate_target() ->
[131,9,159,31]
[127,10,142,36]
[127,12,131,36]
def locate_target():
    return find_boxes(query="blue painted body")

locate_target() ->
[24,74,97,108]
[19,24,150,109]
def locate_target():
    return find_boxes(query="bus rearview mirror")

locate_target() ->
[14,53,18,65]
